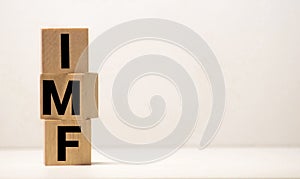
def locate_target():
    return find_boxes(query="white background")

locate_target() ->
[0,0,300,148]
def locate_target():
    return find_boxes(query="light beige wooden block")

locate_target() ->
[40,73,98,120]
[44,119,91,165]
[42,28,88,73]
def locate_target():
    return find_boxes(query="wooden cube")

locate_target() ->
[40,73,98,120]
[44,119,91,165]
[42,28,88,73]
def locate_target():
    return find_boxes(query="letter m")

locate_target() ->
[43,80,80,115]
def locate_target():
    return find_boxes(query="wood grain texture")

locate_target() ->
[42,28,88,73]
[44,120,91,165]
[40,73,98,120]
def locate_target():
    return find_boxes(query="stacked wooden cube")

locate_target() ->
[40,28,98,165]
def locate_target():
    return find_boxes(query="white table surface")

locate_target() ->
[0,147,300,178]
